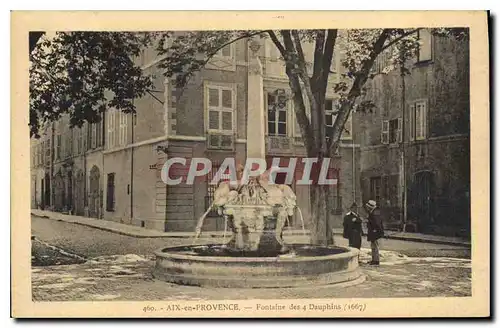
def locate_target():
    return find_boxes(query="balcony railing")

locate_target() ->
[207,133,235,151]
[266,135,294,154]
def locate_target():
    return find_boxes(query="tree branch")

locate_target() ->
[146,90,164,105]
[312,30,326,85]
[380,28,420,53]
[290,30,323,152]
[204,30,268,63]
[266,30,287,59]
[269,30,314,154]
[171,30,269,96]
[320,29,337,90]
[288,31,316,107]
[327,29,392,155]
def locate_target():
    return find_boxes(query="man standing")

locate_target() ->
[343,203,362,249]
[364,200,384,265]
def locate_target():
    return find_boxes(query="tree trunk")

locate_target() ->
[309,184,334,246]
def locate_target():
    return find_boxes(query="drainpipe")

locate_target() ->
[130,112,135,220]
[352,111,356,203]
[51,122,55,208]
[101,111,105,219]
[400,49,408,232]
[83,124,87,211]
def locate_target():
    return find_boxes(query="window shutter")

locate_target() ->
[422,101,427,139]
[97,120,103,147]
[107,109,116,148]
[382,175,389,201]
[418,29,433,62]
[221,112,232,131]
[397,117,403,143]
[106,173,115,211]
[381,120,389,144]
[67,130,73,158]
[107,111,112,148]
[82,124,87,152]
[119,112,128,146]
[415,101,427,141]
[409,104,416,141]
[91,124,96,149]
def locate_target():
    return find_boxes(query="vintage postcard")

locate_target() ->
[11,11,489,318]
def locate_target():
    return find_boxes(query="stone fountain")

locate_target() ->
[152,40,363,288]
[152,175,364,288]
[214,176,294,255]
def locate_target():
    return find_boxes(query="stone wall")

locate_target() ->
[358,31,470,235]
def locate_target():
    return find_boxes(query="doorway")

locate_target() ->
[411,171,435,232]
[89,166,101,218]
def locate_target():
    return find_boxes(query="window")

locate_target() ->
[370,177,382,205]
[107,109,116,149]
[90,118,103,149]
[385,118,403,144]
[45,139,50,162]
[417,29,433,62]
[374,50,390,74]
[96,119,103,147]
[382,118,402,145]
[74,128,81,154]
[55,134,61,160]
[389,119,398,144]
[66,130,73,158]
[34,145,38,165]
[324,99,352,140]
[91,124,97,149]
[81,125,87,152]
[267,91,288,136]
[118,111,128,146]
[218,45,232,58]
[39,142,44,165]
[325,99,336,139]
[106,173,115,211]
[206,85,235,134]
[410,101,427,141]
[207,44,236,71]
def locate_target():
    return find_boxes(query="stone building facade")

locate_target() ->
[358,29,470,236]
[30,36,362,232]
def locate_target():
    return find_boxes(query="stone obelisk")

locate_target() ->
[246,40,266,161]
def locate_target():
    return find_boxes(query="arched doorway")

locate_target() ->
[53,171,64,211]
[74,170,85,216]
[410,171,435,233]
[44,173,51,208]
[66,171,73,213]
[89,166,101,219]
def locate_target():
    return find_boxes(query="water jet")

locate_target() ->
[153,176,363,288]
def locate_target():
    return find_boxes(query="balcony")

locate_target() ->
[265,135,294,155]
[206,133,235,151]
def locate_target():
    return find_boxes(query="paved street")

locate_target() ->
[31,216,471,259]
[31,215,471,301]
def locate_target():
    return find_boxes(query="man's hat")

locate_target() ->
[365,200,377,209]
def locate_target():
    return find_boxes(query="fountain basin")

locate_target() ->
[153,244,363,288]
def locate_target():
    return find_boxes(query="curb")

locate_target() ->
[31,212,311,239]
[380,234,471,247]
[32,212,470,247]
